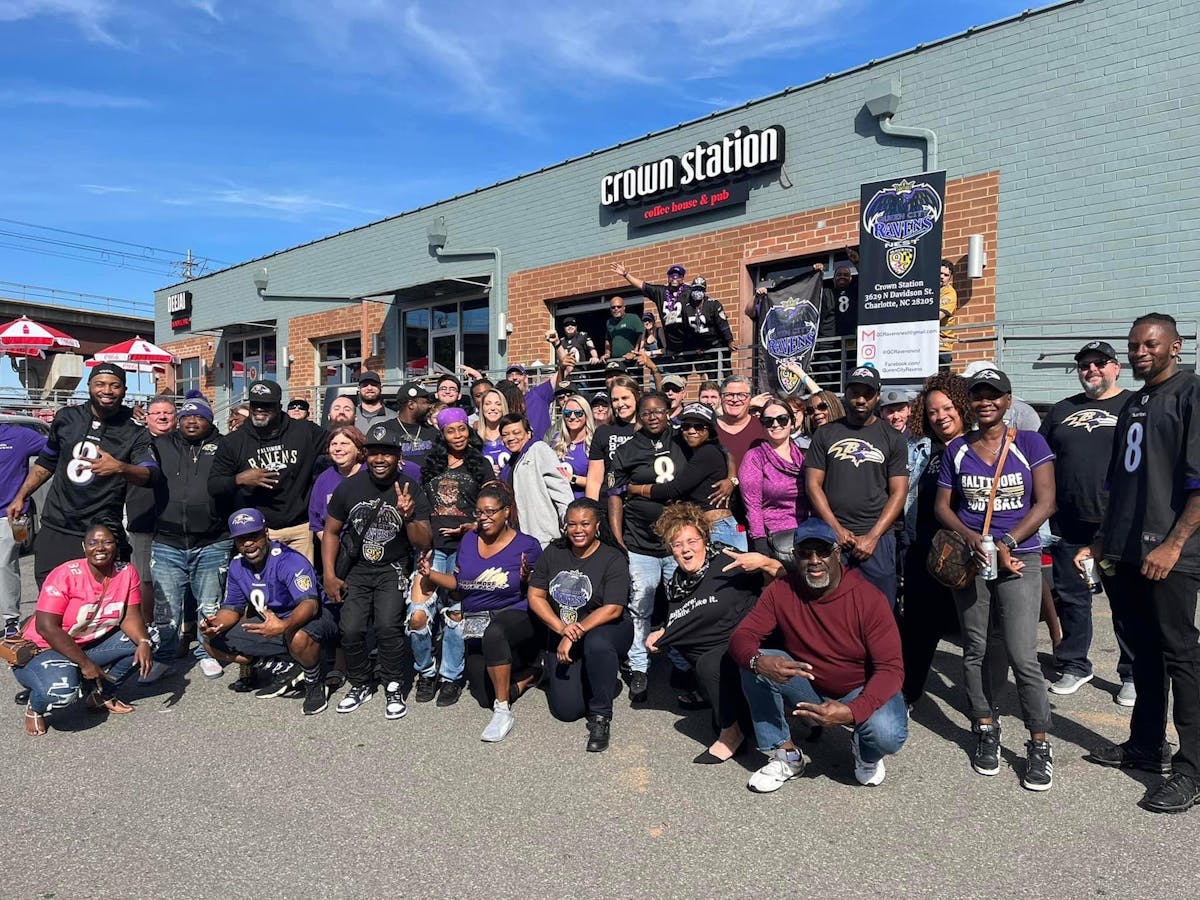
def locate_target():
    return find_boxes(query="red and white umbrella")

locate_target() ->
[0,346,45,359]
[85,359,167,374]
[0,315,80,351]
[90,336,179,366]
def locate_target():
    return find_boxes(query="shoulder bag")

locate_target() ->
[335,498,387,579]
[926,428,1016,589]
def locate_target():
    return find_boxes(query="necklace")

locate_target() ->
[395,418,420,442]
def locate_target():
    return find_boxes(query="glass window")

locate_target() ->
[177,358,201,397]
[404,308,430,378]
[227,332,277,399]
[318,335,364,386]
[462,299,489,374]
[399,297,493,378]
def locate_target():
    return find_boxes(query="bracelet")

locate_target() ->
[749,652,762,674]
[138,638,152,645]
[1000,533,1019,551]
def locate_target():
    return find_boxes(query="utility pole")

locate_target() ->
[182,249,195,280]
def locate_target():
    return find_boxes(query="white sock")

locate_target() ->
[495,700,510,711]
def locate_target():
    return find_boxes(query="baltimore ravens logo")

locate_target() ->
[293,573,313,592]
[231,512,258,527]
[370,425,389,442]
[249,383,272,397]
[1062,409,1118,432]
[828,438,886,467]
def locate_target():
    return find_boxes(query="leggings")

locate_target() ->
[543,616,634,721]
[682,644,749,733]
[464,608,545,707]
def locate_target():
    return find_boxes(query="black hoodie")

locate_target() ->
[154,426,232,549]
[208,414,324,530]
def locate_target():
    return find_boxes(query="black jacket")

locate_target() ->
[684,294,734,349]
[155,428,232,549]
[208,416,324,530]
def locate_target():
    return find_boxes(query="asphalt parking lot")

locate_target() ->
[3,566,1199,899]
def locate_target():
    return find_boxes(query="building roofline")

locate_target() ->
[157,0,1083,294]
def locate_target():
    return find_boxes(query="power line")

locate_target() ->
[0,216,230,264]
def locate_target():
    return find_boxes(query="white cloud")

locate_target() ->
[0,0,124,45]
[0,85,152,108]
[80,183,136,194]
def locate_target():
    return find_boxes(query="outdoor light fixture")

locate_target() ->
[427,216,449,249]
[253,267,269,295]
[968,234,987,278]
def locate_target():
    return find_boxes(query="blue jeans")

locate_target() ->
[845,532,897,608]
[407,550,464,680]
[627,552,677,673]
[150,540,232,662]
[709,515,748,552]
[15,628,139,714]
[740,649,908,764]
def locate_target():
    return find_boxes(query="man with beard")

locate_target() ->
[1080,314,1200,814]
[208,379,323,561]
[805,366,909,607]
[611,262,689,358]
[201,508,338,716]
[730,519,906,792]
[354,371,389,434]
[7,362,157,587]
[322,425,432,720]
[381,382,438,474]
[149,396,234,681]
[1041,341,1133,702]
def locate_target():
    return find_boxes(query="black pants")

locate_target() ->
[340,565,409,686]
[465,608,545,707]
[543,616,633,721]
[682,644,747,733]
[1111,563,1200,777]
[901,544,959,703]
[209,608,339,659]
[34,524,88,587]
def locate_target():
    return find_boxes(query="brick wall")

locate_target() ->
[507,171,998,374]
[285,302,388,391]
[157,333,218,402]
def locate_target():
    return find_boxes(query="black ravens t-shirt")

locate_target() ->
[327,469,432,569]
[805,417,908,535]
[1040,390,1129,530]
[608,430,688,557]
[1102,372,1200,574]
[379,419,439,473]
[530,543,630,621]
[38,404,158,535]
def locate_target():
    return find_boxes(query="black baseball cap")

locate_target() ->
[604,360,626,372]
[678,403,715,426]
[591,391,610,407]
[247,379,282,406]
[286,398,310,412]
[845,366,881,394]
[562,317,577,326]
[397,382,432,401]
[1074,340,1118,363]
[966,367,1013,394]
[363,423,402,451]
[358,371,381,385]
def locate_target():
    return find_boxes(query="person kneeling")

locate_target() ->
[202,509,338,716]
[13,519,152,736]
[729,520,907,792]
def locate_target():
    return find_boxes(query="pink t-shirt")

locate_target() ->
[24,560,141,649]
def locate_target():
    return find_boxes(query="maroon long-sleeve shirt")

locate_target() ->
[728,568,904,723]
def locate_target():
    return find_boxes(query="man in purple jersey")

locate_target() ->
[201,509,338,716]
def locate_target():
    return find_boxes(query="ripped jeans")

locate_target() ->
[150,539,232,662]
[14,628,139,714]
[406,550,465,682]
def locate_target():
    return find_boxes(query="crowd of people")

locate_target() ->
[3,308,1199,815]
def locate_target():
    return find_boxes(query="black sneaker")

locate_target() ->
[302,680,328,716]
[436,679,463,707]
[14,688,30,706]
[415,675,438,703]
[3,617,20,638]
[1022,739,1054,792]
[1140,773,1200,814]
[228,663,259,693]
[628,671,649,703]
[254,662,301,699]
[336,683,376,713]
[972,722,1001,776]
[1084,741,1173,775]
[586,714,611,752]
[384,681,407,720]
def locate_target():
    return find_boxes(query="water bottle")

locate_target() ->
[1082,556,1104,594]
[980,535,998,580]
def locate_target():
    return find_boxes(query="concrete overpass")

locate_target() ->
[0,296,155,356]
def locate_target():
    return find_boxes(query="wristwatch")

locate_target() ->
[730,476,740,487]
[1000,533,1020,551]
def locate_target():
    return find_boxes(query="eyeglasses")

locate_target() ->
[639,408,668,419]
[761,415,791,428]
[562,409,585,420]
[804,401,830,415]
[1076,359,1112,372]
[722,392,750,401]
[475,507,507,520]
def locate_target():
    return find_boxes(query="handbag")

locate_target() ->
[335,499,387,579]
[0,627,41,667]
[766,529,798,572]
[461,611,492,640]
[926,428,1016,589]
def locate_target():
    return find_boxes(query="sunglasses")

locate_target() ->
[804,401,830,415]
[664,385,683,393]
[1076,359,1112,372]
[680,423,707,432]
[610,305,624,311]
[761,415,791,428]
[562,409,586,420]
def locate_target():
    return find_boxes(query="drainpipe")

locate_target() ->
[433,245,505,372]
[878,114,938,172]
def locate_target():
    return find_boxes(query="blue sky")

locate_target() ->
[0,0,1035,313]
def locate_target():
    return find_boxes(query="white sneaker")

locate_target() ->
[137,661,172,684]
[481,704,515,742]
[198,658,224,679]
[851,732,886,786]
[1116,681,1137,707]
[747,747,805,793]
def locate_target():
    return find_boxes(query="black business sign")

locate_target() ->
[168,290,193,331]
[855,171,946,379]
[601,124,785,210]
[630,181,749,229]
